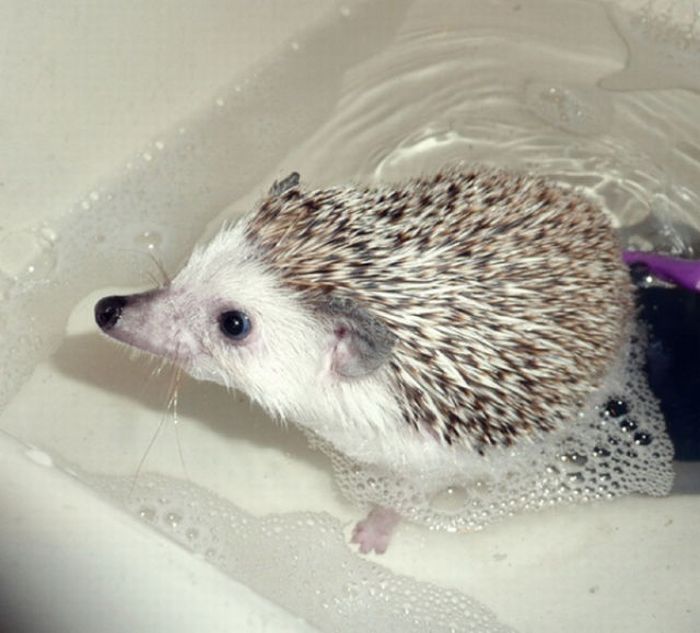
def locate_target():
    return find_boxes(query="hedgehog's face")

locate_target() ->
[94,253,326,414]
[93,227,397,425]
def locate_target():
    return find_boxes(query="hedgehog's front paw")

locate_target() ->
[350,506,400,554]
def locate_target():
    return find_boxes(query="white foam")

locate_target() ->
[88,471,516,633]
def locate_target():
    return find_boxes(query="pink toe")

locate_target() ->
[350,507,400,555]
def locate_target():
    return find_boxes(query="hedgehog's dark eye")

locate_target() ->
[219,310,251,340]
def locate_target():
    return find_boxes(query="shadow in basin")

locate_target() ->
[49,332,331,475]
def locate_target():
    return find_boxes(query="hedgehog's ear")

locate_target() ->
[322,296,396,379]
[269,172,300,196]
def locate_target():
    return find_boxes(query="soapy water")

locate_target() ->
[0,0,699,631]
[323,327,673,533]
[87,471,517,633]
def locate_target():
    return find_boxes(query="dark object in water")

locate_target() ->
[637,282,700,460]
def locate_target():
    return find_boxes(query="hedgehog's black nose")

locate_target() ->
[95,295,128,331]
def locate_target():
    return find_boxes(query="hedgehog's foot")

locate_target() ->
[350,506,400,554]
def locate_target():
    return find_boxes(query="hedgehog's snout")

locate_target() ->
[95,295,128,331]
[94,288,203,363]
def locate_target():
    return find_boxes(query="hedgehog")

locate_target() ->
[95,167,634,553]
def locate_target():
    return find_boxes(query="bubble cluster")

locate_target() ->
[602,1,700,93]
[523,82,613,136]
[0,226,58,289]
[89,473,516,633]
[320,326,674,533]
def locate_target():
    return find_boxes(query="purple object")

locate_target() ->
[623,250,700,292]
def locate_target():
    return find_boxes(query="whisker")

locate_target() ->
[148,252,172,288]
[167,345,190,481]
[112,247,172,288]
[129,414,166,498]
[152,355,171,378]
[145,271,161,288]
[129,349,188,497]
[166,362,181,412]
